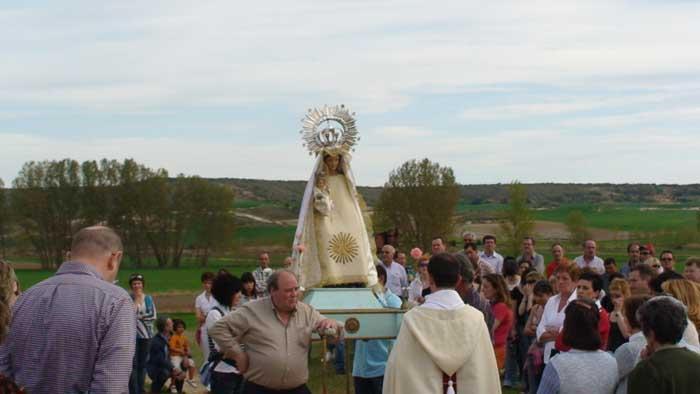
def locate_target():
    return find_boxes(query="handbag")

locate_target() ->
[199,360,215,386]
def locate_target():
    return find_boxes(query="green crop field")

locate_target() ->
[455,201,700,233]
[234,225,296,247]
[15,261,260,294]
[532,203,699,232]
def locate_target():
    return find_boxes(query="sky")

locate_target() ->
[2,1,700,186]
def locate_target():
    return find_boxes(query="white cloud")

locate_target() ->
[460,93,676,120]
[558,106,700,129]
[2,1,700,113]
[2,1,700,185]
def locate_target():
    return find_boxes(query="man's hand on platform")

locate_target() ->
[316,318,341,337]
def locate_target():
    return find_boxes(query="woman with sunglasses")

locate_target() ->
[128,273,157,394]
[407,255,430,306]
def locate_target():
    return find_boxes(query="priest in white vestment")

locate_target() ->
[383,253,501,394]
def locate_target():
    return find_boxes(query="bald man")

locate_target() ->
[0,226,136,393]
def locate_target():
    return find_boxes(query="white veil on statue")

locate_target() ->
[291,105,378,289]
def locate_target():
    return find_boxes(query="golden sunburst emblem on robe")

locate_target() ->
[328,232,359,264]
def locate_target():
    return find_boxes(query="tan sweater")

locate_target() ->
[209,298,323,390]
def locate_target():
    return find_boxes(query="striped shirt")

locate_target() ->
[0,261,136,393]
[133,294,156,338]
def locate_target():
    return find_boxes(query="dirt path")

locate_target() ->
[152,292,199,313]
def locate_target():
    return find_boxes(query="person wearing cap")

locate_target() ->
[129,273,157,394]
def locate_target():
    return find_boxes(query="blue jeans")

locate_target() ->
[328,341,346,373]
[354,376,383,394]
[504,336,521,386]
[129,338,150,394]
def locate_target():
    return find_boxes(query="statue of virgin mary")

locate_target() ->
[292,105,378,289]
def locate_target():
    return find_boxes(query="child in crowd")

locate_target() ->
[168,319,197,388]
[241,271,258,304]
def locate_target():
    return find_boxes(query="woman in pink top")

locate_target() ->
[482,273,514,372]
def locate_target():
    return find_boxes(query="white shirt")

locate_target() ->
[203,302,239,374]
[408,277,426,303]
[573,255,605,274]
[537,289,577,363]
[195,291,217,316]
[421,289,464,311]
[479,251,503,274]
[381,261,408,297]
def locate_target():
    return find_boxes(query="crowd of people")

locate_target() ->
[2,226,700,393]
[382,234,700,394]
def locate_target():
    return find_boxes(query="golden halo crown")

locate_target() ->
[300,104,359,156]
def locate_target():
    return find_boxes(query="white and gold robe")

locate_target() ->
[292,153,377,289]
[383,294,501,394]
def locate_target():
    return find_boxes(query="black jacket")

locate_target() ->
[146,333,174,378]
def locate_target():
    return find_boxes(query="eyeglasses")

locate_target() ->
[129,274,144,281]
[526,280,537,284]
[660,258,673,261]
[651,264,661,269]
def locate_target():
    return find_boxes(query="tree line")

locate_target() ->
[0,159,235,269]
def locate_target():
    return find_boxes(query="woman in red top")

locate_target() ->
[482,273,514,372]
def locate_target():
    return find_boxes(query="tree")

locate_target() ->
[185,177,236,267]
[12,159,82,268]
[110,159,161,267]
[499,181,535,256]
[373,158,459,251]
[565,210,590,246]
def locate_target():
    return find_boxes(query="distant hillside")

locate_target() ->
[211,178,700,210]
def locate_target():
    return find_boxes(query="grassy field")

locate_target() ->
[234,225,296,247]
[15,261,260,293]
[15,244,700,294]
[532,203,699,232]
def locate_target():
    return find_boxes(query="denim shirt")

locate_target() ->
[352,289,402,378]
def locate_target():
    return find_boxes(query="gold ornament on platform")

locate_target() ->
[328,232,359,264]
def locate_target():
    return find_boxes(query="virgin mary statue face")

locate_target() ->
[324,154,340,174]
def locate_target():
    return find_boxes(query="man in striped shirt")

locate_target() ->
[0,226,136,393]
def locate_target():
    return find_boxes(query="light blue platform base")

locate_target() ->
[303,287,404,340]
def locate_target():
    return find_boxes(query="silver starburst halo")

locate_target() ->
[300,104,359,156]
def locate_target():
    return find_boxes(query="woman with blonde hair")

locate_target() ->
[607,278,632,352]
[662,279,700,333]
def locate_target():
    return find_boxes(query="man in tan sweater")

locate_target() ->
[209,270,339,394]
